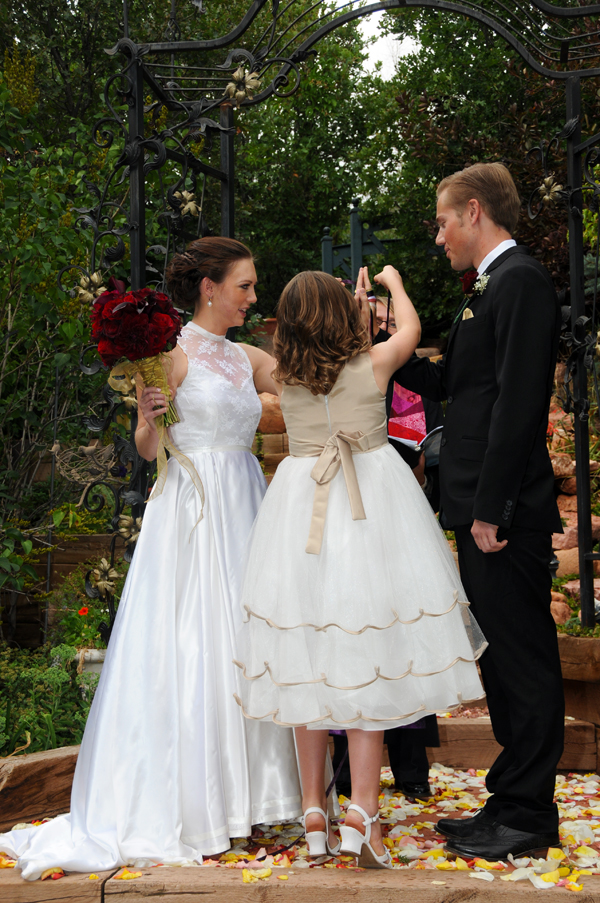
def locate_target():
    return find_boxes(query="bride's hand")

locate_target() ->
[140,386,168,428]
[374,265,404,292]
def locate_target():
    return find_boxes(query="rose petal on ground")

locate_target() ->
[529,873,556,889]
[470,871,494,881]
[113,868,143,880]
[242,869,258,883]
[41,868,64,881]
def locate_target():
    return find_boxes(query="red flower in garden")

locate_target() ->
[78,606,89,616]
[459,269,478,295]
[91,287,182,367]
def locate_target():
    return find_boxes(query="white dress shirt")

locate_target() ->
[477,239,517,275]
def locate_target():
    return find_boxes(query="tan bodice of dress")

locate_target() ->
[280,352,389,554]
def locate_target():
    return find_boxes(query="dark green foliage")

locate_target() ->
[0,642,99,755]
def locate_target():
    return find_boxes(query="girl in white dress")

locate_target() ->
[0,237,301,880]
[235,268,485,868]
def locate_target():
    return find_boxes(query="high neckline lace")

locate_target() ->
[186,321,226,342]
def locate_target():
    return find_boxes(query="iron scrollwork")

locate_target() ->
[60,0,600,640]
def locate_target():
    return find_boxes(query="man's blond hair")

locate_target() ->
[437,163,521,234]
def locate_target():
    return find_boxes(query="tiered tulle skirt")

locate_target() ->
[235,445,486,731]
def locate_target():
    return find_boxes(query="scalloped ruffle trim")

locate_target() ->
[233,652,481,690]
[242,591,469,635]
[233,691,486,728]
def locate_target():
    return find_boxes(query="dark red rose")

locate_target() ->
[107,276,127,294]
[91,287,182,365]
[460,269,478,295]
[97,339,121,367]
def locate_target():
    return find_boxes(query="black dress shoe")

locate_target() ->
[394,780,432,801]
[436,808,493,838]
[445,821,561,861]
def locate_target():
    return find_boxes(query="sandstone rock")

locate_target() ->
[551,596,572,625]
[557,494,578,513]
[553,525,579,551]
[552,514,600,550]
[550,453,576,478]
[560,476,578,495]
[556,547,580,577]
[562,578,600,599]
[258,393,285,434]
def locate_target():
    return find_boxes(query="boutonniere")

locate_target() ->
[459,269,490,298]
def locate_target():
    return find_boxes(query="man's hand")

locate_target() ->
[471,519,508,553]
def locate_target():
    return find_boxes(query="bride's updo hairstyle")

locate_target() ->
[166,236,253,310]
[274,271,370,396]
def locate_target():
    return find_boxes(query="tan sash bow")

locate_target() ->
[306,430,371,555]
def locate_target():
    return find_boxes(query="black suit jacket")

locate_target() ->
[397,246,562,532]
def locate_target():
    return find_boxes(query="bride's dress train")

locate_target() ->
[0,322,301,880]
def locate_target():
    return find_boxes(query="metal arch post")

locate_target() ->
[322,227,333,274]
[127,52,146,290]
[220,103,235,238]
[566,76,595,626]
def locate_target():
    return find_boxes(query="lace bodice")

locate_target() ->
[169,322,262,451]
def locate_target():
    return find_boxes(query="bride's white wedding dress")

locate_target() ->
[0,322,301,880]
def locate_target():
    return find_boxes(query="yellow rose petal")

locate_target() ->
[242,868,258,883]
[254,867,272,880]
[455,858,470,871]
[575,846,596,857]
[278,875,289,880]
[547,847,566,861]
[89,874,100,880]
[566,882,584,892]
[541,869,561,883]
[473,858,505,870]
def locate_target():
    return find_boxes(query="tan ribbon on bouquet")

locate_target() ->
[109,357,206,523]
[306,429,373,555]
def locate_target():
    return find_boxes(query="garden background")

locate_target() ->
[0,0,598,758]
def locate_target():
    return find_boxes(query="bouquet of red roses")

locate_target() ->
[91,286,182,427]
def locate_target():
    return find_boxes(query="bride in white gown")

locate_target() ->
[0,237,301,880]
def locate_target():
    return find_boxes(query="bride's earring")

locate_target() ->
[207,290,213,308]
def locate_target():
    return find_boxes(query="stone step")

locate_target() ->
[4,863,599,902]
[2,718,596,834]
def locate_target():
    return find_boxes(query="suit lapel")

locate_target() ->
[444,247,529,357]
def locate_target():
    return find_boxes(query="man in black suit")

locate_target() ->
[397,162,564,860]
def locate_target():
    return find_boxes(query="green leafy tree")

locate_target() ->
[356,9,600,336]
[0,72,109,523]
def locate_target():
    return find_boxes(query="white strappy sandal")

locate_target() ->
[339,803,392,869]
[302,806,341,857]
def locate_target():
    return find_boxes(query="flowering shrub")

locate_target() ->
[46,559,128,649]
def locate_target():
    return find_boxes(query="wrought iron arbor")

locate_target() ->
[72,0,600,633]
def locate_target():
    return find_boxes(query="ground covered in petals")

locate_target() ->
[4,764,600,892]
[208,765,600,892]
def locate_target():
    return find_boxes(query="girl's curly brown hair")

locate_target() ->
[273,271,371,396]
